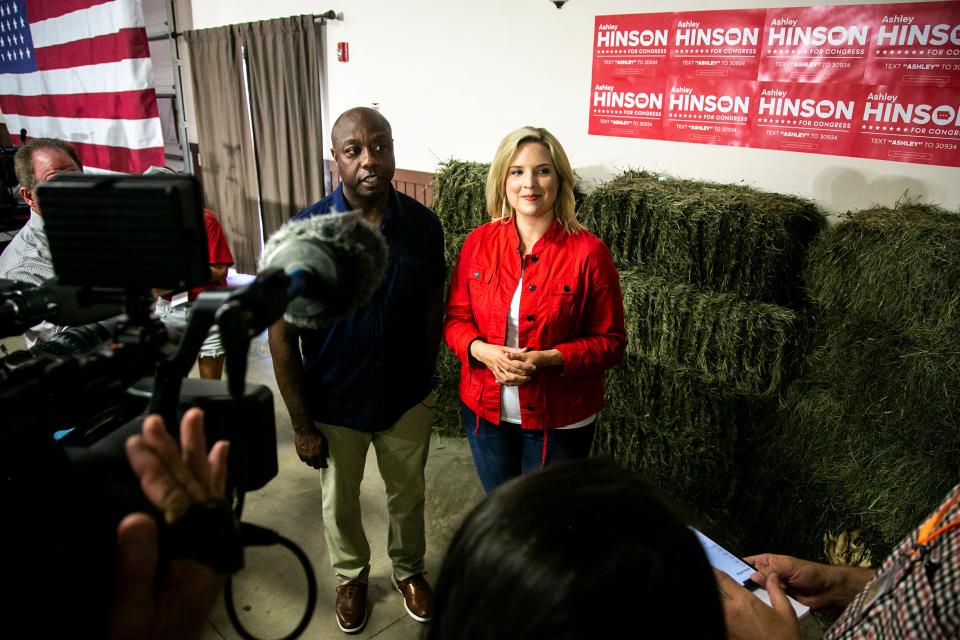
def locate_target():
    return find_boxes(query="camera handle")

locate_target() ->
[149,268,293,429]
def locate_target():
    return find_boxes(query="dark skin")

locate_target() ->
[330,106,396,226]
[269,107,406,468]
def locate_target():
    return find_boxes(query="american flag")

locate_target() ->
[0,0,163,173]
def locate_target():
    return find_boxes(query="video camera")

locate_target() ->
[0,174,291,637]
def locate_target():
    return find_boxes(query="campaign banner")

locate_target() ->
[588,74,666,139]
[593,13,673,79]
[749,82,858,157]
[668,9,765,81]
[852,85,960,166]
[759,5,872,84]
[663,77,755,147]
[586,2,960,168]
[863,1,960,87]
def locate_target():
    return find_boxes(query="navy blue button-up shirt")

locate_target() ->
[291,185,445,432]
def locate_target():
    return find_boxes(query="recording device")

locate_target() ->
[1,173,388,638]
[0,278,124,337]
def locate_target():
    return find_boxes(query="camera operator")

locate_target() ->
[109,408,229,640]
[0,137,82,346]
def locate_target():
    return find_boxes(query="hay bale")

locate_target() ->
[578,170,825,303]
[744,377,960,561]
[805,203,960,335]
[620,270,799,396]
[432,160,490,234]
[432,348,463,437]
[804,318,960,427]
[736,316,960,560]
[443,231,470,277]
[434,230,471,437]
[594,356,752,524]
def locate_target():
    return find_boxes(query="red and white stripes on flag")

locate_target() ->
[0,0,164,174]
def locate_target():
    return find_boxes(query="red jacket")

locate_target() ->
[444,219,626,430]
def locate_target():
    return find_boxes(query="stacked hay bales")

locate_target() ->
[583,171,825,542]
[750,204,960,560]
[431,161,491,436]
[581,170,824,304]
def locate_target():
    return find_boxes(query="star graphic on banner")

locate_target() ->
[12,3,17,13]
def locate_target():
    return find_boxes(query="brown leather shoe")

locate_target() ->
[335,581,368,634]
[392,573,433,622]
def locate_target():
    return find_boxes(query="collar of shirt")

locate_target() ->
[507,216,565,255]
[330,184,405,233]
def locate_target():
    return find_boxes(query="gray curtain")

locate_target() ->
[242,16,324,239]
[182,25,261,274]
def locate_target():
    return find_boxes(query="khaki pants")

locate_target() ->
[316,394,434,583]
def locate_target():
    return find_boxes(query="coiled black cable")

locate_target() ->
[224,521,318,640]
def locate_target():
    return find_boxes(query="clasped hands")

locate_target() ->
[470,340,557,385]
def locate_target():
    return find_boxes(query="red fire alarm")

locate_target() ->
[337,42,349,62]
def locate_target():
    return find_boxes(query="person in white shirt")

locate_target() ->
[0,137,82,347]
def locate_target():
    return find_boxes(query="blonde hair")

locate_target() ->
[485,126,584,233]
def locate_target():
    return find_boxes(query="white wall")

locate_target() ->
[190,0,959,214]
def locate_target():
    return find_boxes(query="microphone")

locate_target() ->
[258,210,388,329]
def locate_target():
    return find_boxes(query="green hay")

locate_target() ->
[620,269,799,396]
[736,318,960,560]
[432,160,490,234]
[594,356,753,528]
[433,230,471,437]
[804,318,960,427]
[805,202,960,335]
[432,348,463,437]
[443,231,470,276]
[741,381,960,561]
[578,170,825,304]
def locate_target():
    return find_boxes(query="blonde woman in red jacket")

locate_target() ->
[443,126,627,493]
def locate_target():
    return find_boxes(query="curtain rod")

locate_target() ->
[314,10,342,23]
[170,11,341,38]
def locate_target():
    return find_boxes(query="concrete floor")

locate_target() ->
[200,335,485,640]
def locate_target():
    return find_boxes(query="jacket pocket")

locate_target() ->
[466,263,494,306]
[548,278,580,337]
[549,279,578,312]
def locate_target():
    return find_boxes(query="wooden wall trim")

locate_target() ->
[327,160,434,208]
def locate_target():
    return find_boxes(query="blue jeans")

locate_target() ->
[460,402,596,493]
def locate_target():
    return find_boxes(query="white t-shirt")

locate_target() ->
[499,277,595,429]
